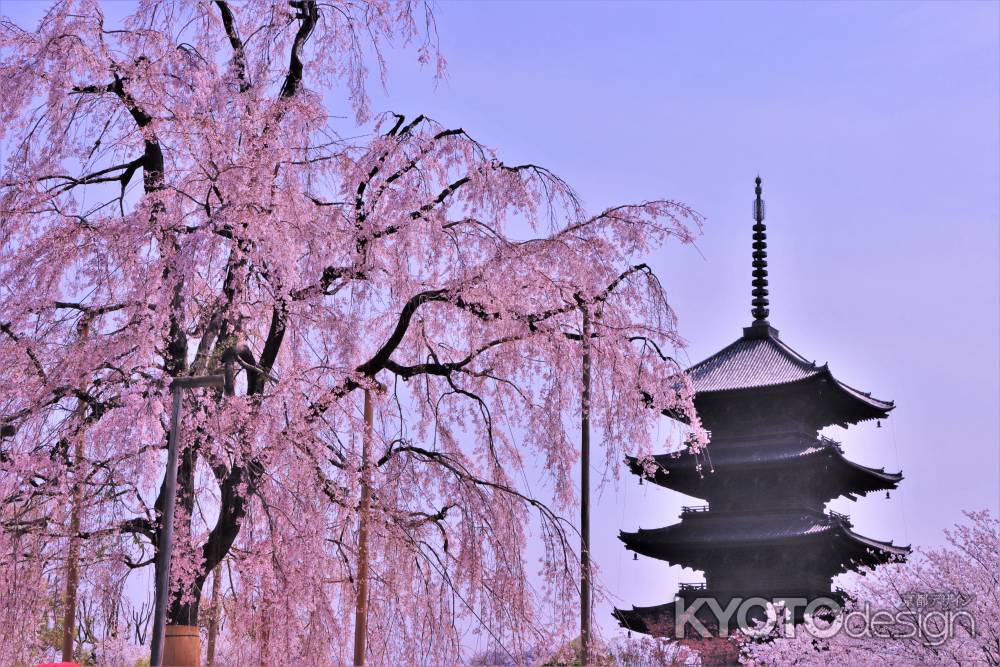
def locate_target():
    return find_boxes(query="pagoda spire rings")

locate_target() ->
[751,176,770,325]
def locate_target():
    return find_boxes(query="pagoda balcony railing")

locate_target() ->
[827,510,853,527]
[679,582,708,591]
[818,435,845,453]
[681,505,710,515]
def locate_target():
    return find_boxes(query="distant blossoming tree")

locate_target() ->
[742,510,1000,667]
[0,0,704,664]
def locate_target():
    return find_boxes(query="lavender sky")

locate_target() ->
[5,0,998,646]
[365,0,999,639]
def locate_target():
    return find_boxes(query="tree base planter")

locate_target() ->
[164,625,201,667]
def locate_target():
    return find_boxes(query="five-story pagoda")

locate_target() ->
[614,178,909,638]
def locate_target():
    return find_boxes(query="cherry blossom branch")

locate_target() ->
[279,0,318,99]
[214,1,250,92]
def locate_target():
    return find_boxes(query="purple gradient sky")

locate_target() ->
[366,0,999,638]
[5,0,998,645]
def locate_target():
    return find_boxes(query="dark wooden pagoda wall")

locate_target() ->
[693,391,838,512]
[675,389,851,605]
[695,543,841,592]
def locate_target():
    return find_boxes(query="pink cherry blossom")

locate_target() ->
[742,511,999,667]
[0,1,703,664]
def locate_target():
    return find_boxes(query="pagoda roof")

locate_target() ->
[613,601,680,637]
[620,510,909,569]
[613,590,850,638]
[613,601,773,639]
[687,325,893,421]
[627,437,902,498]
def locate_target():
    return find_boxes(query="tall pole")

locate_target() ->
[150,387,184,667]
[205,564,223,667]
[62,321,90,662]
[61,436,83,661]
[150,372,227,667]
[580,305,592,666]
[353,389,373,666]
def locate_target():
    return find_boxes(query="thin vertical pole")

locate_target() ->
[580,305,592,666]
[62,321,89,662]
[353,389,373,667]
[61,436,83,662]
[205,564,222,667]
[150,388,184,667]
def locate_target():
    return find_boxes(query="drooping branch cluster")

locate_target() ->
[0,1,702,664]
[742,511,999,667]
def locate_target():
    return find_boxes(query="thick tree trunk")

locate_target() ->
[156,433,205,627]
[152,446,262,633]
[150,359,263,659]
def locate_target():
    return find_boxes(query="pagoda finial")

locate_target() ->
[751,175,769,326]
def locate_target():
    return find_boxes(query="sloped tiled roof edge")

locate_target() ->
[686,328,893,413]
[687,332,821,393]
[620,512,910,556]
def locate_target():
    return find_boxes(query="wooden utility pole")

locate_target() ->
[580,305,592,666]
[62,437,83,662]
[353,389,373,666]
[205,564,223,667]
[62,320,89,663]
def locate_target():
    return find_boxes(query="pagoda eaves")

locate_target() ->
[689,325,893,426]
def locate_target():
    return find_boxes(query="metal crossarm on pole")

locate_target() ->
[171,374,227,390]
